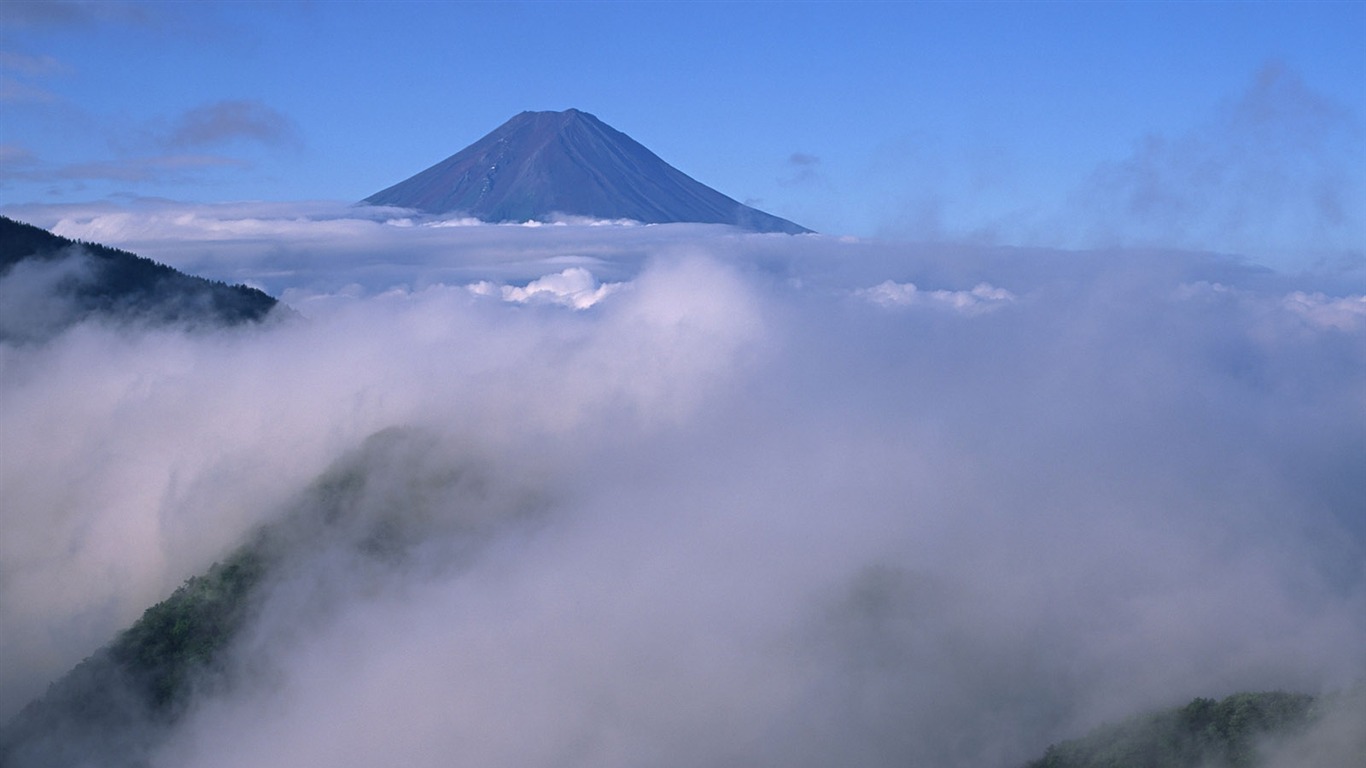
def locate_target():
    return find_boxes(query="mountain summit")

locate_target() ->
[362,109,810,233]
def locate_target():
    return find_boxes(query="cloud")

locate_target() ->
[0,100,298,193]
[0,75,58,104]
[0,144,41,177]
[0,52,68,77]
[856,280,1015,314]
[780,151,826,188]
[468,267,623,309]
[0,51,64,104]
[1,203,1363,766]
[1281,291,1366,331]
[56,154,249,182]
[0,248,94,340]
[860,61,1363,273]
[1075,61,1363,262]
[0,1,157,29]
[164,100,301,150]
[1261,688,1366,768]
[0,151,256,192]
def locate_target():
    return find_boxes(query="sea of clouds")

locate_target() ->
[1,203,1363,766]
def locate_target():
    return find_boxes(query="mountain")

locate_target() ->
[0,216,278,340]
[0,549,267,768]
[0,426,524,768]
[362,108,810,233]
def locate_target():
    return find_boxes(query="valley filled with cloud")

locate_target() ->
[2,206,1362,766]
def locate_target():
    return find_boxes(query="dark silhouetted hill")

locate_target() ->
[0,216,278,340]
[362,108,810,233]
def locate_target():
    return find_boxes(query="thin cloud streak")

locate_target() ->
[0,1,159,30]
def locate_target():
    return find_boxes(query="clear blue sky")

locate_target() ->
[1,1,1362,264]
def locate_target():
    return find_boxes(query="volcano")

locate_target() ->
[362,109,810,233]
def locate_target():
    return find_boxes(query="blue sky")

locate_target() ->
[1,1,1362,268]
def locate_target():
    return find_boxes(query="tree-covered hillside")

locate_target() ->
[1025,691,1321,768]
[0,215,278,339]
[0,427,526,768]
[0,545,269,768]
[4,421,1356,768]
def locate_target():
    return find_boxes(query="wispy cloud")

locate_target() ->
[0,51,66,104]
[0,0,157,29]
[0,99,297,193]
[163,100,302,150]
[0,150,252,189]
[0,51,69,77]
[779,151,826,187]
[0,144,41,175]
[56,154,249,182]
[1076,61,1363,260]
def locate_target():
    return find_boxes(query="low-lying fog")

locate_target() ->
[2,204,1363,766]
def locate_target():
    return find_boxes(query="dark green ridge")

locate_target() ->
[0,427,528,768]
[0,546,269,768]
[0,215,278,339]
[1024,691,1320,768]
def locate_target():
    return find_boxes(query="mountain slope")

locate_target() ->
[362,108,810,233]
[0,427,534,768]
[1024,692,1321,768]
[0,216,278,340]
[0,549,268,768]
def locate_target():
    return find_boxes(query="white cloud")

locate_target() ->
[857,279,1016,314]
[0,249,93,339]
[1177,280,1366,332]
[468,267,622,310]
[1,201,1363,766]
[1282,290,1366,331]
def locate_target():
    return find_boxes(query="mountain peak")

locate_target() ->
[508,108,600,128]
[509,107,592,124]
[362,110,809,233]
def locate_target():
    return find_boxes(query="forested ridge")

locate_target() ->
[0,545,269,768]
[1023,690,1340,768]
[0,215,278,338]
[0,427,503,767]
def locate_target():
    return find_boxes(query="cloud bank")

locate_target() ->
[1,205,1363,766]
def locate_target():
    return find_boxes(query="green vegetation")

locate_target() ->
[1026,691,1317,768]
[0,545,269,768]
[107,549,269,712]
[0,428,446,767]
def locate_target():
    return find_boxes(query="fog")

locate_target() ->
[1,205,1363,765]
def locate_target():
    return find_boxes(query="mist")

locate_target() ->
[1,205,1363,766]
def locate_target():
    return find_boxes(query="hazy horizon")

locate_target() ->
[2,1,1363,272]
